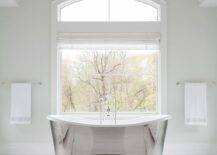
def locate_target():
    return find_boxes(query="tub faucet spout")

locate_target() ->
[106,106,110,116]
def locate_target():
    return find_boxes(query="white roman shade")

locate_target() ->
[57,33,160,50]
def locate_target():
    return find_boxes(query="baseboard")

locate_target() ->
[0,143,54,155]
[0,143,216,155]
[164,143,217,155]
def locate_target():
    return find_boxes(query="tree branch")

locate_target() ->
[78,77,100,95]
[105,63,121,74]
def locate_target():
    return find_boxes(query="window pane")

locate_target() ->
[60,0,108,21]
[110,0,159,21]
[59,0,160,22]
[61,47,158,113]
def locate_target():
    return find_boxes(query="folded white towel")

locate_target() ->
[185,83,207,126]
[10,83,31,124]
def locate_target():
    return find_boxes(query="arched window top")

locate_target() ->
[58,0,161,22]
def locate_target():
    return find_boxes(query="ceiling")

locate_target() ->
[0,0,217,7]
[0,0,19,7]
[199,0,217,6]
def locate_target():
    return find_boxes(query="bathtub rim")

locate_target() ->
[47,114,171,127]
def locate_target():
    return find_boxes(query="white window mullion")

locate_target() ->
[57,22,162,33]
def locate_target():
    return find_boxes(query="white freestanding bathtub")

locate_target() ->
[47,114,171,155]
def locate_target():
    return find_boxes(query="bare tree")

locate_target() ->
[61,50,157,112]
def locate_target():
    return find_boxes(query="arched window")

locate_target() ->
[51,0,167,114]
[58,0,161,22]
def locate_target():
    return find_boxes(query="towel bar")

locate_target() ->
[1,81,42,85]
[176,81,216,86]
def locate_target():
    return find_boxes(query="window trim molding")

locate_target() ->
[51,0,167,115]
[59,36,160,113]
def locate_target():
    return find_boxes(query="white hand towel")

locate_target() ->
[10,83,31,124]
[185,83,207,126]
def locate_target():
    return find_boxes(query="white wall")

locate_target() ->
[0,0,217,155]
[0,0,53,154]
[165,0,217,154]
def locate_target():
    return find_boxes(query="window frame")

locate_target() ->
[59,41,160,113]
[51,0,167,115]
